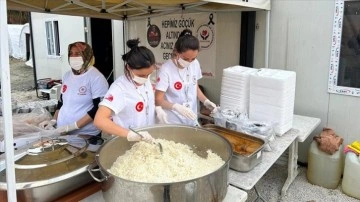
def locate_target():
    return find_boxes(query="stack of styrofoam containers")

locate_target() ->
[220,66,258,115]
[249,68,296,135]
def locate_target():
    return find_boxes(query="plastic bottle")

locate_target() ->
[341,152,360,200]
[307,141,343,189]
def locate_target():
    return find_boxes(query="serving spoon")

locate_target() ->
[129,127,163,154]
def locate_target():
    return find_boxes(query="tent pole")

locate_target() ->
[265,10,270,68]
[0,1,17,201]
[29,13,39,98]
[124,19,129,52]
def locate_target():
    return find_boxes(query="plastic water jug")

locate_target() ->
[307,141,343,189]
[342,152,360,200]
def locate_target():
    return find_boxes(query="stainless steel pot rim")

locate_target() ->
[95,124,233,185]
[0,166,88,190]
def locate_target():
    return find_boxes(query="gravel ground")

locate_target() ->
[246,163,359,202]
[9,58,41,104]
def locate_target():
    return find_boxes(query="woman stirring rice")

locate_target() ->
[94,39,158,143]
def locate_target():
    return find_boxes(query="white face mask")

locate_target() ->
[69,57,84,71]
[178,57,191,69]
[132,72,149,85]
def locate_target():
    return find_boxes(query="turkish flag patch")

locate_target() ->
[174,81,182,90]
[135,102,144,112]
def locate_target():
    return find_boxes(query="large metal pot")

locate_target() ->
[0,136,97,201]
[89,125,232,202]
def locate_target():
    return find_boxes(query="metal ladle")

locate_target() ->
[129,127,163,154]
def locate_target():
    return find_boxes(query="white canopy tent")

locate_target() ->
[1,0,271,200]
[7,0,270,20]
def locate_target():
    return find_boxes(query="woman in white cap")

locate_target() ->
[94,39,156,143]
[39,41,109,137]
[155,29,218,126]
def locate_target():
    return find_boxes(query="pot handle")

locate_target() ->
[88,161,108,182]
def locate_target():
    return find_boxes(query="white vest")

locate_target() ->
[100,75,155,129]
[57,67,109,136]
[155,59,202,125]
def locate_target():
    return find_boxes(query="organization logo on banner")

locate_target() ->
[147,24,161,48]
[196,13,215,50]
[196,25,214,49]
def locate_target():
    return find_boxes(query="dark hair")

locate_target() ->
[174,29,199,54]
[122,38,155,79]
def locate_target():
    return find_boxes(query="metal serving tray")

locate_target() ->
[203,124,265,172]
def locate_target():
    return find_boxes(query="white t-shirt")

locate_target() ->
[155,59,202,125]
[57,67,109,136]
[99,75,155,129]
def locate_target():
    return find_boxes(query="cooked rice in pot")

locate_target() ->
[108,139,224,183]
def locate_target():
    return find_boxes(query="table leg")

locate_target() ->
[281,140,299,197]
[230,183,266,202]
[253,185,266,202]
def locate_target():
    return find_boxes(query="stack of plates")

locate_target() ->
[249,68,296,135]
[220,66,258,114]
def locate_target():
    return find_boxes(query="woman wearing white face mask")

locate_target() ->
[94,39,157,143]
[39,42,109,137]
[155,29,218,126]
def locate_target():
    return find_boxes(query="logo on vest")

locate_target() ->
[105,94,113,102]
[174,81,182,90]
[62,85,67,93]
[78,86,87,95]
[135,102,144,112]
[192,76,197,85]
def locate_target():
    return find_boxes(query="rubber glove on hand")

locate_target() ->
[155,106,169,124]
[172,103,196,120]
[204,99,218,113]
[39,119,57,130]
[127,131,155,143]
[55,122,79,135]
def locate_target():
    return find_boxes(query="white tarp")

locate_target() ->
[8,23,29,60]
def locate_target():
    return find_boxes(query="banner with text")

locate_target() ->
[146,12,216,78]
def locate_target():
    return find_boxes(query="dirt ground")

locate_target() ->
[8,58,42,104]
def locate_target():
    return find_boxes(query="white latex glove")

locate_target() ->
[204,99,218,113]
[127,131,155,143]
[211,107,220,114]
[172,103,196,120]
[39,119,57,130]
[155,106,169,124]
[55,122,79,135]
